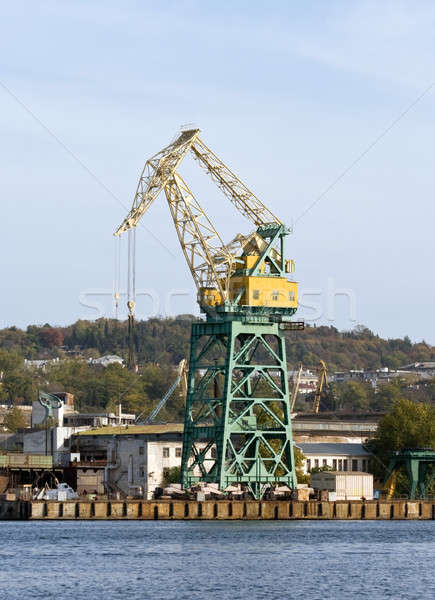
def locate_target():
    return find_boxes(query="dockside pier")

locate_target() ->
[1,499,434,521]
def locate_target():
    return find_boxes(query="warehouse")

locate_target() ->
[297,442,371,474]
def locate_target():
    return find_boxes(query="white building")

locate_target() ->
[297,442,371,474]
[73,424,186,499]
[24,394,135,466]
[88,355,124,367]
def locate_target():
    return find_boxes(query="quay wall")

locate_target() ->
[1,499,434,520]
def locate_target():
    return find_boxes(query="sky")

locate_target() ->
[1,0,435,343]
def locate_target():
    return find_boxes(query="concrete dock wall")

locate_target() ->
[1,499,434,520]
[18,499,435,520]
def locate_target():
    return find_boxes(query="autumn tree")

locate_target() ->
[3,406,27,432]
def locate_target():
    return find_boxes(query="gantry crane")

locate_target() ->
[115,128,303,498]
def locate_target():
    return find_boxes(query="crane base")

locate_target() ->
[180,318,297,499]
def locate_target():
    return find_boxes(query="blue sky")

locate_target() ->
[1,1,435,343]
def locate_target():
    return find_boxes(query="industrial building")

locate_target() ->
[72,424,186,499]
[297,442,371,474]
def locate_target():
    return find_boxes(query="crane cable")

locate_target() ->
[127,228,137,370]
[113,236,121,319]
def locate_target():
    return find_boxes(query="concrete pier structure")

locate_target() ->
[0,499,433,521]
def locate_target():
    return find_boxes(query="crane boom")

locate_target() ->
[290,363,302,411]
[164,173,233,302]
[190,137,281,227]
[313,360,328,414]
[115,129,201,236]
[115,128,281,238]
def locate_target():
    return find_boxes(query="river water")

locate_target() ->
[0,520,433,599]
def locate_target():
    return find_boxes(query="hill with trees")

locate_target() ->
[0,318,434,418]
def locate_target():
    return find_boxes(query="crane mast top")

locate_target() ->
[115,129,298,322]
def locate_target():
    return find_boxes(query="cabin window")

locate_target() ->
[272,290,279,301]
[253,290,260,300]
[289,291,295,301]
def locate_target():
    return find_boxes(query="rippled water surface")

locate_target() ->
[0,520,434,599]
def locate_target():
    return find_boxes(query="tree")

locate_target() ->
[366,399,435,478]
[3,406,27,432]
[335,380,371,412]
[162,466,180,487]
[38,327,63,349]
[294,446,309,484]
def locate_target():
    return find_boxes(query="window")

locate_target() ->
[272,290,279,301]
[211,447,217,459]
[139,447,144,455]
[343,460,348,472]
[338,459,343,471]
[332,459,337,470]
[322,459,328,467]
[175,447,182,458]
[306,459,311,471]
[289,291,295,301]
[314,459,319,468]
[139,466,145,477]
[253,290,260,300]
[362,459,368,472]
[163,447,170,458]
[352,459,358,471]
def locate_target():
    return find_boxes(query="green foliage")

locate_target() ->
[0,349,37,404]
[335,381,371,412]
[294,446,309,484]
[366,399,435,478]
[1,318,435,416]
[3,406,27,432]
[162,466,181,487]
[310,465,334,474]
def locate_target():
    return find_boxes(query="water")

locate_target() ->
[0,520,434,599]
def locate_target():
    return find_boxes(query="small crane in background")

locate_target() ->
[313,360,328,413]
[290,363,302,411]
[135,359,188,425]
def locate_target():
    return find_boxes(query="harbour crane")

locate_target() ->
[313,360,328,414]
[114,128,303,498]
[290,363,303,411]
[136,359,188,425]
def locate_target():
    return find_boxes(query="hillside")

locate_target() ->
[1,318,434,418]
[1,318,434,371]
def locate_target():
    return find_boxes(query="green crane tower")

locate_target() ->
[115,129,303,498]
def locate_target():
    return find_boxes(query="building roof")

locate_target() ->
[311,471,372,477]
[296,443,370,456]
[76,423,184,436]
